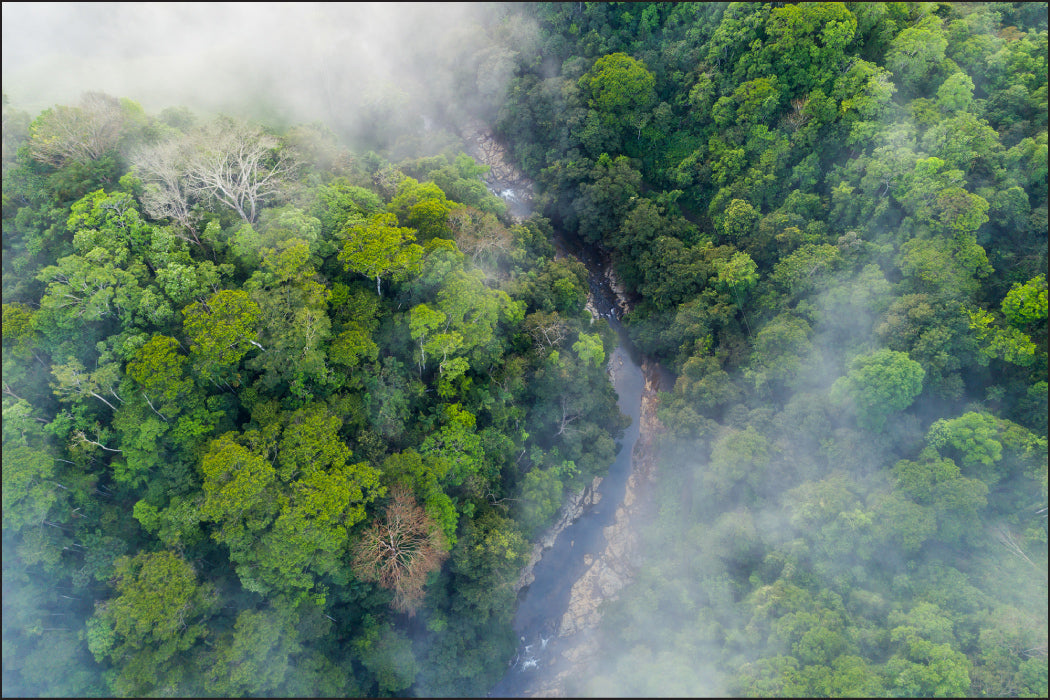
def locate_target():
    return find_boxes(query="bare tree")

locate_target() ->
[448,205,512,270]
[351,485,447,615]
[371,164,406,200]
[555,394,580,437]
[993,524,1044,575]
[184,119,294,224]
[783,97,810,132]
[71,430,123,454]
[28,92,125,167]
[132,137,199,243]
[524,311,568,349]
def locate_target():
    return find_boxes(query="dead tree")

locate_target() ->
[524,311,568,349]
[350,485,447,614]
[184,119,294,224]
[132,137,199,243]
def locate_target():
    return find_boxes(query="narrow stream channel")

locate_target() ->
[485,182,649,696]
[489,321,644,697]
[458,123,667,696]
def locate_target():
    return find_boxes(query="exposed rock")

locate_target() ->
[458,119,535,222]
[514,475,603,593]
[605,266,629,312]
[584,297,600,322]
[539,356,667,693]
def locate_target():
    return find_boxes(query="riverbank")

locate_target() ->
[460,119,670,697]
[516,355,667,697]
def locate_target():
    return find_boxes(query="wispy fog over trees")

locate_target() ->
[3,2,1047,697]
[489,2,1046,696]
[2,4,625,688]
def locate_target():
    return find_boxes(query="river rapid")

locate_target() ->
[458,122,671,697]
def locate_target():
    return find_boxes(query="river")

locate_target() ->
[459,123,669,697]
[489,272,646,697]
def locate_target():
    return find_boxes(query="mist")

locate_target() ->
[2,2,527,149]
[3,2,1046,698]
[3,3,541,697]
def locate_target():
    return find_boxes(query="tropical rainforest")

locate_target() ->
[2,2,1048,698]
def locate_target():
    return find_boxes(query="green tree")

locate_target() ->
[830,349,925,431]
[125,335,194,418]
[921,114,1001,174]
[338,212,424,297]
[201,604,303,696]
[702,426,771,500]
[447,509,529,624]
[517,461,574,535]
[1,400,62,534]
[387,177,454,240]
[86,550,215,696]
[578,52,656,140]
[1002,275,1048,328]
[421,403,487,500]
[758,2,857,95]
[2,303,37,359]
[50,357,125,413]
[245,241,333,397]
[745,314,812,392]
[353,619,420,694]
[199,406,380,597]
[572,332,605,368]
[713,251,759,305]
[311,178,382,238]
[328,284,380,370]
[885,626,972,696]
[198,431,279,557]
[968,307,1039,367]
[574,154,642,244]
[936,72,975,114]
[721,198,759,239]
[182,289,261,382]
[875,294,975,399]
[898,234,991,301]
[886,15,949,94]
[409,303,450,374]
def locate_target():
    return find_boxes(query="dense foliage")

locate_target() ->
[3,2,1047,697]
[490,2,1047,696]
[1,92,626,695]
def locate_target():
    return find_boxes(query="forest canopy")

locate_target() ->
[489,2,1046,696]
[3,2,1048,697]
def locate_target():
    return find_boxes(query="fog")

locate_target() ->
[4,3,1045,698]
[2,2,527,149]
[2,3,536,697]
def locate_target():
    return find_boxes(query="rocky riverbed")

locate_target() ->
[518,357,666,697]
[460,119,669,698]
[460,118,535,222]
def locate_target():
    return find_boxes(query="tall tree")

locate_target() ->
[182,289,261,382]
[86,550,216,696]
[830,349,926,431]
[27,92,125,168]
[338,212,424,297]
[131,136,198,241]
